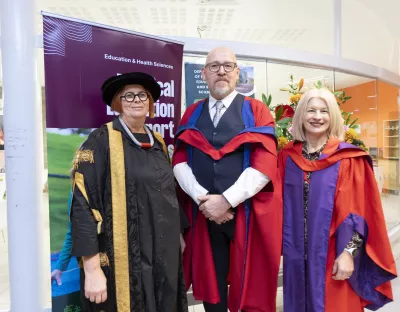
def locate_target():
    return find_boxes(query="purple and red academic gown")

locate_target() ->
[172,97,283,312]
[278,139,397,312]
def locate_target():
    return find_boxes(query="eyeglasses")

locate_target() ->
[120,92,149,102]
[206,62,237,73]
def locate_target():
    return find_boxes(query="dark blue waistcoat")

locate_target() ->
[192,94,245,202]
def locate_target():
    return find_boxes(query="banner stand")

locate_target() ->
[42,12,184,311]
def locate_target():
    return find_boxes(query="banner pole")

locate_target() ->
[1,0,45,310]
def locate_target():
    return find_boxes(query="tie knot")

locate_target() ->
[215,100,223,110]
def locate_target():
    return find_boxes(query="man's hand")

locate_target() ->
[332,250,354,281]
[197,194,232,221]
[51,269,63,286]
[213,211,235,224]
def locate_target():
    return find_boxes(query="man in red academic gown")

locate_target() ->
[172,47,282,312]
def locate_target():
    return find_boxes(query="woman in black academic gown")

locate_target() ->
[70,72,189,312]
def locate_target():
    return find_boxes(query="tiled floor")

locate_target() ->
[188,257,400,312]
[188,288,284,312]
[0,193,399,311]
[0,193,52,311]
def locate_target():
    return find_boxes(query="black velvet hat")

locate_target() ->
[101,72,161,106]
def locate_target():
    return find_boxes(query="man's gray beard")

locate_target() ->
[212,86,231,97]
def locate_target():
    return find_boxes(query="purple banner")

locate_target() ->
[43,14,184,311]
[43,14,183,152]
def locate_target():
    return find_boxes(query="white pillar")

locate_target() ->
[334,0,342,57]
[1,0,44,311]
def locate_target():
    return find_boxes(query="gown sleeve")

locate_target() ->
[154,131,189,233]
[70,130,108,257]
[54,190,74,271]
[54,222,72,271]
[333,157,397,309]
[345,232,363,255]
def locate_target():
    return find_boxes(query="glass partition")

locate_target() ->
[334,72,377,162]
[267,61,334,108]
[377,80,400,230]
[181,54,267,116]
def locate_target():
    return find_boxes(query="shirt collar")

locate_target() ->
[209,90,238,109]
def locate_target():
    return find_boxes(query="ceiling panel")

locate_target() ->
[1,0,398,86]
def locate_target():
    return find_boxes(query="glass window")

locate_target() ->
[336,72,400,230]
[181,54,267,115]
[334,72,377,161]
[267,61,334,108]
[181,54,207,116]
[377,80,400,230]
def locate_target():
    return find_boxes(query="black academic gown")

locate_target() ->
[70,118,188,312]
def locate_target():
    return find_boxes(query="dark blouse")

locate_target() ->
[301,141,363,260]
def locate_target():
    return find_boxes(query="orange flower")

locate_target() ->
[278,136,288,150]
[290,94,302,104]
[344,128,358,143]
[298,78,304,91]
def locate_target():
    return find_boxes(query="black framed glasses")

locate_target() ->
[120,92,149,102]
[206,62,237,73]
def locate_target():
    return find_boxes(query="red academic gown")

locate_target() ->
[173,97,283,312]
[278,139,397,312]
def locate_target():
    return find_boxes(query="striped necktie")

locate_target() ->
[213,100,224,127]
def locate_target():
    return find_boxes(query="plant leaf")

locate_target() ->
[276,105,284,121]
[349,117,359,127]
[277,117,292,127]
[262,93,267,105]
[267,94,272,106]
[346,114,351,125]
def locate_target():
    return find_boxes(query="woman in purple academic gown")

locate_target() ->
[278,88,397,312]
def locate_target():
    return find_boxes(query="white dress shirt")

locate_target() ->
[209,90,238,121]
[173,91,270,207]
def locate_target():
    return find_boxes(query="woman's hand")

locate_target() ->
[83,254,107,304]
[180,233,186,254]
[332,250,354,281]
[84,267,107,304]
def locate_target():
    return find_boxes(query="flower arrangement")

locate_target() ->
[262,75,367,151]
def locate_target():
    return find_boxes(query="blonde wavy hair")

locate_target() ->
[291,88,344,141]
